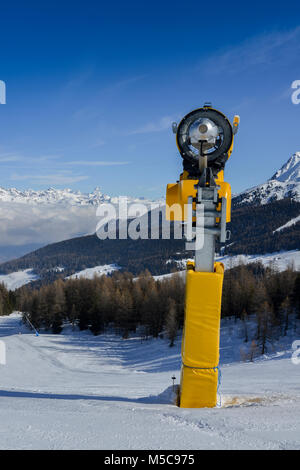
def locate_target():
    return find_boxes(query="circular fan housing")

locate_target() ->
[176,107,233,169]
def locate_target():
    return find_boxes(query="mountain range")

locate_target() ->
[0,153,298,208]
[0,185,164,207]
[0,153,299,284]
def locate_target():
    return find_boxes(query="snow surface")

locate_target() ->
[0,312,299,450]
[273,215,300,233]
[272,152,300,182]
[67,264,121,280]
[0,269,38,290]
[165,250,300,277]
[218,250,300,271]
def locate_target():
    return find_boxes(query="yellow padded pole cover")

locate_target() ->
[179,262,224,408]
[180,367,218,408]
[182,263,224,369]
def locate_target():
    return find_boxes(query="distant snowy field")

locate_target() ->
[0,264,121,290]
[218,249,300,271]
[156,250,300,281]
[0,269,38,290]
[66,264,120,280]
[0,250,299,290]
[168,250,300,273]
[0,313,299,450]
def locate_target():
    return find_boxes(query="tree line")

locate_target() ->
[222,263,300,357]
[16,271,185,345]
[0,283,15,316]
[15,262,300,355]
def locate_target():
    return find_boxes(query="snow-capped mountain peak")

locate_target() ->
[271,152,300,183]
[0,153,299,208]
[0,186,163,207]
[234,152,300,206]
[0,186,108,205]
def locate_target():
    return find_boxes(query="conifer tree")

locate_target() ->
[165,298,178,347]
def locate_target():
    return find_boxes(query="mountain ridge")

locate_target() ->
[0,186,164,206]
[233,153,300,206]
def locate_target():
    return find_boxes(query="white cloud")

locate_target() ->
[0,201,97,246]
[66,160,130,166]
[0,154,21,163]
[202,27,300,75]
[0,153,60,164]
[125,115,179,135]
[10,172,88,185]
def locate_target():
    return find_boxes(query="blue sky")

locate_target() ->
[0,1,300,198]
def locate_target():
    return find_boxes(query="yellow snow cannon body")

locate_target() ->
[166,104,239,408]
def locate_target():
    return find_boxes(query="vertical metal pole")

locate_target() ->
[194,187,219,272]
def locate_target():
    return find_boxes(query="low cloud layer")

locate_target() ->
[0,201,97,248]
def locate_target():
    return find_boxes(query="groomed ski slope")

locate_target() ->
[0,313,299,450]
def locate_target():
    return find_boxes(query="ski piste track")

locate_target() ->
[0,313,300,449]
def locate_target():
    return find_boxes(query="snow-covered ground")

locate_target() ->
[0,269,39,290]
[218,250,300,271]
[0,313,299,450]
[273,215,300,233]
[168,250,300,274]
[1,250,299,290]
[0,264,120,290]
[66,264,120,280]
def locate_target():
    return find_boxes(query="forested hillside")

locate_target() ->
[0,233,188,281]
[17,263,300,356]
[225,198,300,255]
[0,197,299,283]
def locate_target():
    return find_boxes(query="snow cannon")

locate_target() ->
[173,105,238,179]
[166,104,239,408]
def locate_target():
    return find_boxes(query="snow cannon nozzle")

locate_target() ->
[173,106,239,179]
